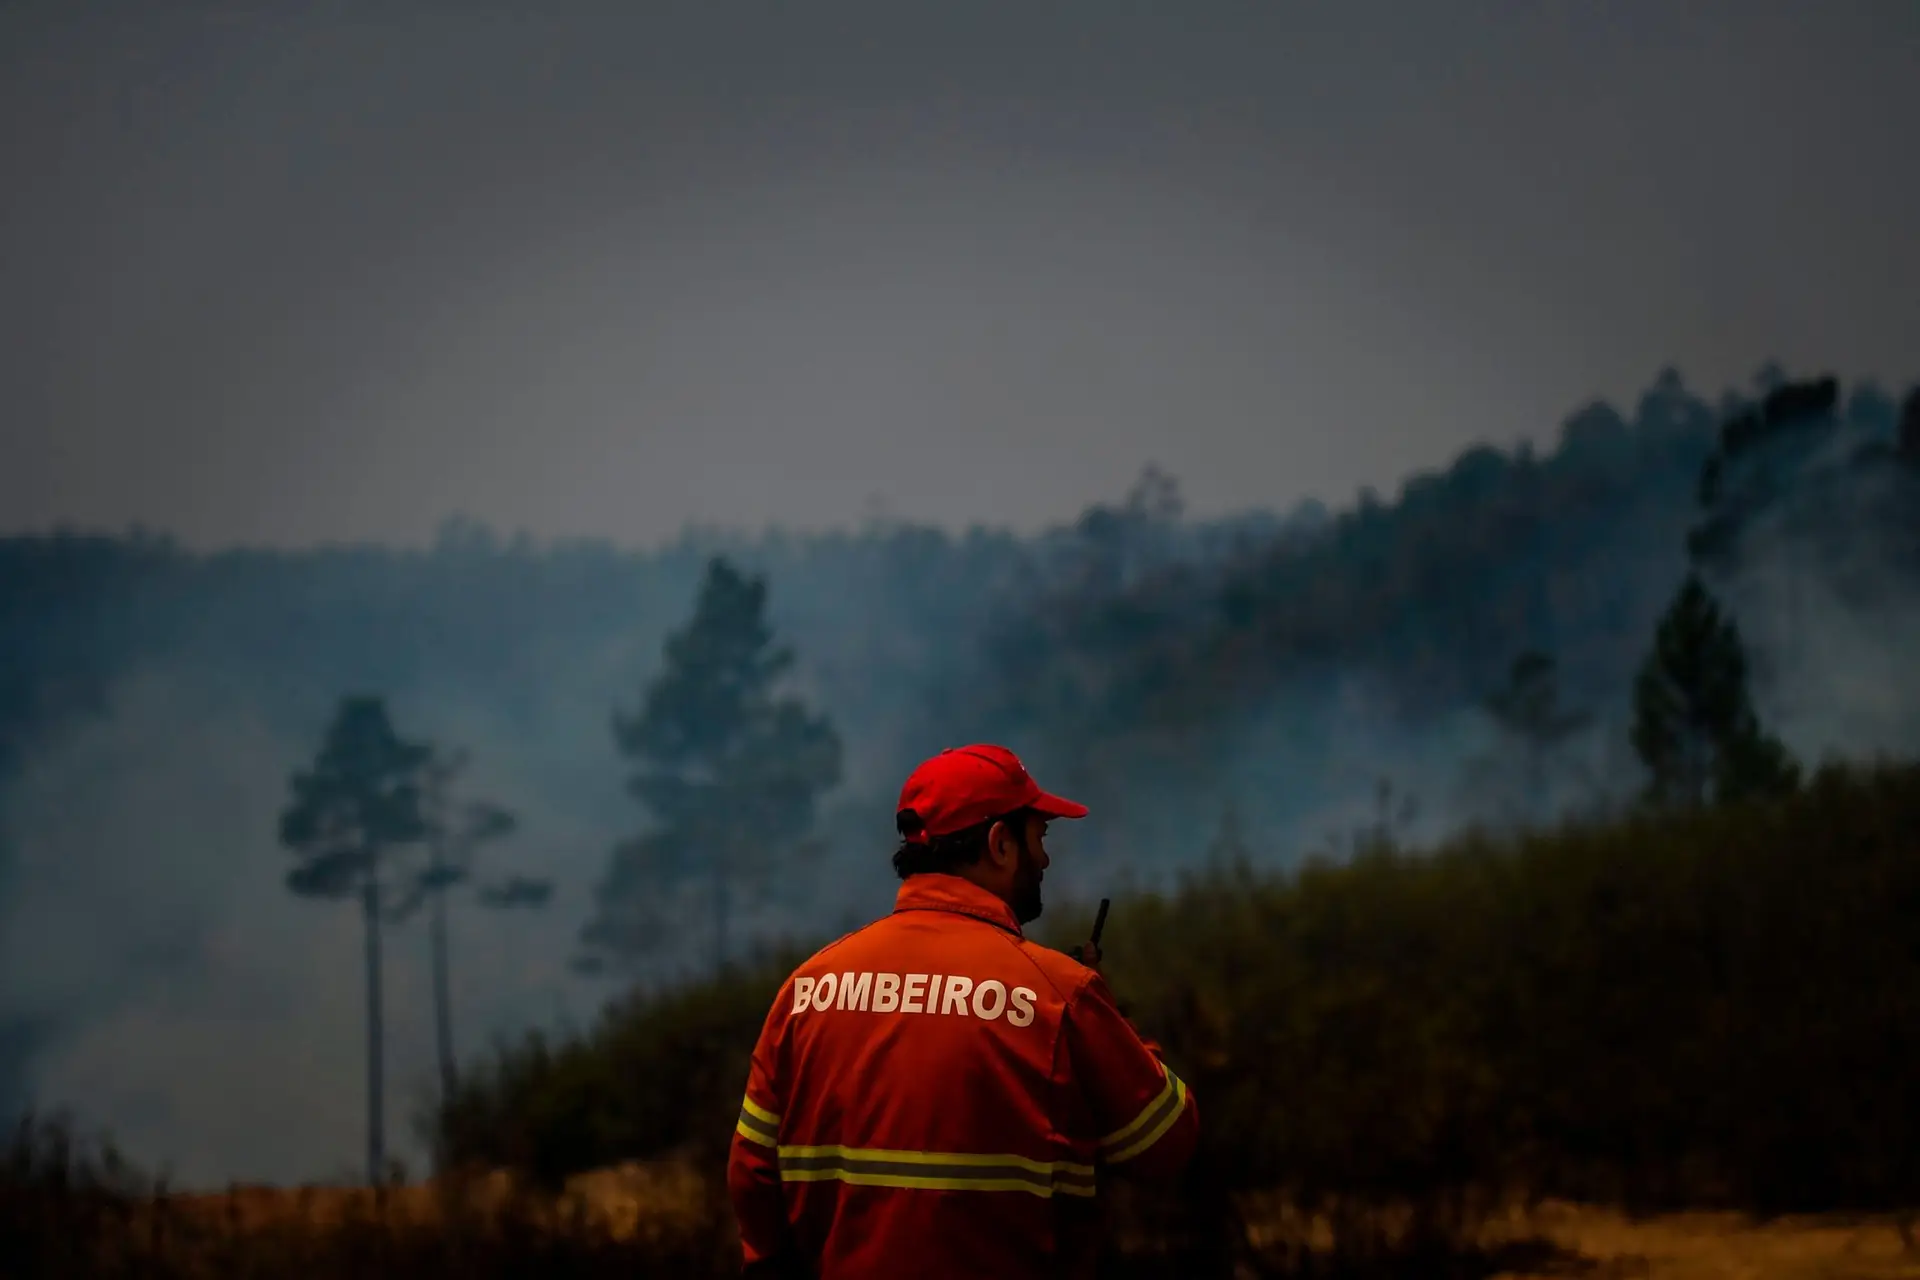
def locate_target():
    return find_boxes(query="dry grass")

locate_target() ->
[1,1139,737,1279]
[1485,1201,1920,1280]
[157,1174,1920,1279]
[161,1159,709,1241]
[16,1122,1920,1280]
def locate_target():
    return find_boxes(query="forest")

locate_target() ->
[3,364,1919,1275]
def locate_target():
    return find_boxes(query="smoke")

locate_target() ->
[0,670,367,1185]
[1044,665,1591,892]
[0,403,1912,1187]
[1706,431,1920,768]
[0,665,637,1187]
[0,523,1022,1184]
[1010,424,1919,888]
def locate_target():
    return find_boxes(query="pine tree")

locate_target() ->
[277,695,430,1186]
[1630,575,1799,808]
[579,556,842,974]
[387,744,547,1107]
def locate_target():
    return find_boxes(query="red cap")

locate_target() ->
[895,744,1089,843]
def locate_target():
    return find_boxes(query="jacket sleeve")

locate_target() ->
[1060,973,1199,1182]
[727,980,799,1276]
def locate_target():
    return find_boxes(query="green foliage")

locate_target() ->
[278,695,436,1187]
[989,381,1710,745]
[2,369,1909,912]
[442,759,1920,1264]
[278,697,433,903]
[1091,758,1920,1225]
[580,557,843,974]
[972,371,1737,857]
[433,948,807,1189]
[392,744,532,919]
[1630,575,1799,807]
[975,367,1918,865]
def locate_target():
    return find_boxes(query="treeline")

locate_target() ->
[313,393,1811,1199]
[2,363,1915,1184]
[987,372,1920,849]
[6,366,1910,826]
[10,755,1918,1276]
[429,755,1920,1272]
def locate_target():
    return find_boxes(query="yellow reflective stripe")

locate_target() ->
[781,1168,1096,1198]
[775,1144,1096,1199]
[1099,1066,1177,1149]
[1099,1066,1188,1159]
[736,1117,777,1148]
[1107,1072,1189,1165]
[736,1094,781,1147]
[778,1145,1093,1176]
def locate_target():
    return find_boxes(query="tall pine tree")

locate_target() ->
[386,743,547,1107]
[580,557,842,974]
[277,695,430,1186]
[1630,574,1799,808]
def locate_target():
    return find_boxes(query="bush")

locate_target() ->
[435,948,809,1189]
[432,758,1920,1270]
[1084,757,1920,1225]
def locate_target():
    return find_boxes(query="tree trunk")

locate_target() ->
[362,880,385,1187]
[429,843,457,1102]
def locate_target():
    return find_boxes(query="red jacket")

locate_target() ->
[728,874,1199,1279]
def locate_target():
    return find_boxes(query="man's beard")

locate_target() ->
[1011,842,1045,925]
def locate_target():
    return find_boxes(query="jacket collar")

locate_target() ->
[893,873,1023,937]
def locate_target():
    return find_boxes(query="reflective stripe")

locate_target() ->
[776,1144,1096,1199]
[736,1096,781,1147]
[1100,1067,1189,1165]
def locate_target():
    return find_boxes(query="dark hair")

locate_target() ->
[892,807,1036,880]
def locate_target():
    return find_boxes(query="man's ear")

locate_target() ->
[985,818,1017,868]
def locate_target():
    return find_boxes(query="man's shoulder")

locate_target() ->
[784,910,1096,998]
[1010,937,1099,1005]
[792,917,892,974]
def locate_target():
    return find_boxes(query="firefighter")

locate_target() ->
[728,744,1199,1278]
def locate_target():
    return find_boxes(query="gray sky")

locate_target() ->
[2,0,1916,551]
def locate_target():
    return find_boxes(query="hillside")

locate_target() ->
[972,369,1919,865]
[424,756,1920,1274]
[0,365,1915,1185]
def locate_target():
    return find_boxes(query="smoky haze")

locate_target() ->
[0,1,1916,1191]
[2,1,1918,548]
[4,383,1913,1187]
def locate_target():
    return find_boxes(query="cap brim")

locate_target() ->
[1030,789,1090,820]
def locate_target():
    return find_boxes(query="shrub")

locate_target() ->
[433,758,1920,1268]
